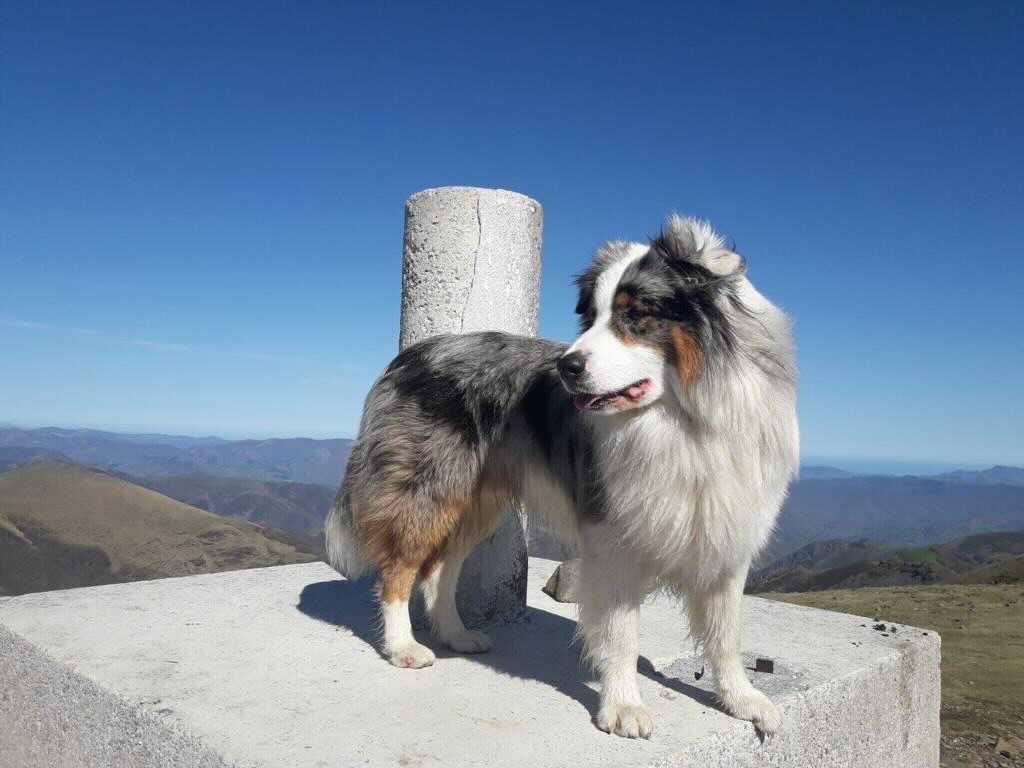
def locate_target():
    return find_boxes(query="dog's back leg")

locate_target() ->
[419,546,492,654]
[364,495,468,669]
[378,561,435,668]
[419,486,510,654]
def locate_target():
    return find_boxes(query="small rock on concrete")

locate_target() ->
[541,558,581,603]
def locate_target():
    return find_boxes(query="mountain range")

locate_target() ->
[935,465,1024,486]
[0,427,351,485]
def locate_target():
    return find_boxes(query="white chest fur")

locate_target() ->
[592,393,798,585]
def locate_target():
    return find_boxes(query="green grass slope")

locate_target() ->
[750,532,1024,593]
[0,462,320,596]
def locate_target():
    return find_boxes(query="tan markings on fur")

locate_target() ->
[670,325,703,387]
[610,292,640,346]
[379,562,418,604]
[419,483,510,581]
[611,291,659,345]
[358,492,466,573]
[457,471,513,546]
[355,465,515,596]
[418,548,445,581]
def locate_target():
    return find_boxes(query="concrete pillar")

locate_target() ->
[400,186,542,624]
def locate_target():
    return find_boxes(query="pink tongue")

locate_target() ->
[626,384,644,398]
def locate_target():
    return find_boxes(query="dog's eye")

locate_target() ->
[625,302,649,320]
[626,308,656,332]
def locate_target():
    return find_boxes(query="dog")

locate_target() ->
[325,215,798,739]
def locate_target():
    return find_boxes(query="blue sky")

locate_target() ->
[2,1,1022,467]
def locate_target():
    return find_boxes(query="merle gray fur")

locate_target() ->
[336,331,610,540]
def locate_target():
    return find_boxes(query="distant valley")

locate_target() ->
[133,474,334,538]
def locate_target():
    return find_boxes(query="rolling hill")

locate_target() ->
[133,474,334,537]
[0,462,320,596]
[946,554,1024,585]
[750,537,891,586]
[0,426,351,484]
[0,445,70,472]
[749,531,1024,592]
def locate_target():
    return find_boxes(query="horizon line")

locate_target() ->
[1,421,1019,473]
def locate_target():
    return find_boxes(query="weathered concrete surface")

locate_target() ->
[0,627,230,768]
[0,559,939,767]
[400,186,543,625]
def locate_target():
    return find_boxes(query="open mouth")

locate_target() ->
[572,379,652,411]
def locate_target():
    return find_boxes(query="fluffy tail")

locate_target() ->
[324,488,371,579]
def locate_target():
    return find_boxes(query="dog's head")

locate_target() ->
[559,215,746,414]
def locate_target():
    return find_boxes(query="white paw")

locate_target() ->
[723,689,781,735]
[596,703,654,739]
[386,642,436,669]
[444,629,492,654]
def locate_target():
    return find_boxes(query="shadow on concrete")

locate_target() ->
[636,657,723,710]
[297,578,726,722]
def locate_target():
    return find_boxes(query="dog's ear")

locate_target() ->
[652,215,744,278]
[573,287,590,316]
[698,246,744,277]
[573,270,594,315]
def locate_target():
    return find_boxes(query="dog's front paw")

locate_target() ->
[596,703,654,739]
[723,689,781,735]
[444,629,492,654]
[386,642,436,669]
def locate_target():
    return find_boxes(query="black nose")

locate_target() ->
[557,351,587,383]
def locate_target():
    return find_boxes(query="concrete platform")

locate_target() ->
[0,558,940,767]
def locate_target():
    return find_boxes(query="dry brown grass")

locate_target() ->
[0,462,318,595]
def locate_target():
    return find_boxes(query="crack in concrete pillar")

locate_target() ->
[400,186,543,624]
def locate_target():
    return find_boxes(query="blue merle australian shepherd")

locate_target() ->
[326,215,798,739]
